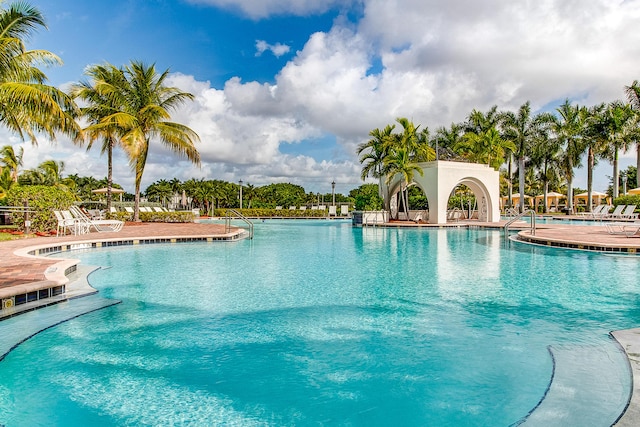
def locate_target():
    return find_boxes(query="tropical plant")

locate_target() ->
[599,101,638,198]
[85,61,200,221]
[624,80,640,188]
[530,129,563,213]
[0,2,80,143]
[500,102,553,212]
[454,127,514,170]
[70,63,129,213]
[0,144,23,181]
[550,100,587,214]
[358,124,395,210]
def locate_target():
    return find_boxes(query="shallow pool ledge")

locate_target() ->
[612,329,640,426]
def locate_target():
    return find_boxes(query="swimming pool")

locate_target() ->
[0,220,638,426]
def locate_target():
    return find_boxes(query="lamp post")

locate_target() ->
[331,180,336,206]
[623,175,628,196]
[239,179,243,209]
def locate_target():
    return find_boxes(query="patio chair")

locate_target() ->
[605,222,640,237]
[340,205,349,216]
[54,210,79,236]
[620,205,637,219]
[60,210,90,235]
[124,207,134,213]
[69,206,124,233]
[579,204,607,218]
[328,206,337,216]
[153,207,164,212]
[604,205,626,219]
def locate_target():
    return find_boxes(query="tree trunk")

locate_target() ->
[106,138,113,214]
[518,156,525,212]
[613,149,619,198]
[587,147,594,213]
[637,144,640,188]
[508,153,513,208]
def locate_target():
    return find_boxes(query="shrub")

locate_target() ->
[214,208,328,218]
[6,186,77,232]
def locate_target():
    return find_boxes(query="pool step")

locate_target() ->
[0,293,120,361]
[519,341,631,426]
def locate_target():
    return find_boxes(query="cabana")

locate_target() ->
[574,191,608,209]
[534,191,565,212]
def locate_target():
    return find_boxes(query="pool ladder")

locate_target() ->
[225,209,254,239]
[504,209,536,239]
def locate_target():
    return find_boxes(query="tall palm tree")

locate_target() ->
[89,61,200,221]
[454,126,515,170]
[625,80,640,188]
[383,146,423,219]
[0,144,23,181]
[71,63,129,213]
[530,128,562,213]
[550,100,587,214]
[599,101,637,198]
[501,102,553,212]
[0,2,80,143]
[583,103,610,211]
[433,123,464,161]
[358,124,395,210]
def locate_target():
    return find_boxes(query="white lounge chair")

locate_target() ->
[299,206,307,212]
[54,210,79,236]
[340,205,349,216]
[275,206,282,210]
[70,206,124,233]
[605,222,640,237]
[124,206,134,213]
[153,207,164,212]
[605,205,626,219]
[620,205,637,219]
[328,206,337,216]
[579,204,608,218]
[60,210,90,235]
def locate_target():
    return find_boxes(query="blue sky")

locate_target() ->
[11,0,640,194]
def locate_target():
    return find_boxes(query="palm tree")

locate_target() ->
[383,145,423,219]
[454,127,515,170]
[600,101,638,198]
[530,128,562,213]
[583,103,610,212]
[550,100,587,214]
[71,63,129,213]
[501,102,553,212]
[433,123,464,161]
[358,124,395,210]
[0,144,23,181]
[89,61,200,221]
[624,80,640,188]
[0,2,80,143]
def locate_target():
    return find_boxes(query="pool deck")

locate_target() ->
[1,218,640,424]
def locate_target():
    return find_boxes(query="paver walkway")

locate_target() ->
[0,222,236,288]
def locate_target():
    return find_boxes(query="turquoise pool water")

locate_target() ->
[0,221,639,426]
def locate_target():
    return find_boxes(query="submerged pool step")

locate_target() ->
[520,341,631,426]
[0,294,120,361]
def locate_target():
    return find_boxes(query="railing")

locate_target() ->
[504,209,536,239]
[225,209,254,239]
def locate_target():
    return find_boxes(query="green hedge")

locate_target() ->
[6,186,77,232]
[214,208,330,218]
[109,211,195,223]
[613,195,640,208]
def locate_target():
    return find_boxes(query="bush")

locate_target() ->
[109,210,195,223]
[613,195,640,208]
[6,186,77,232]
[214,208,328,218]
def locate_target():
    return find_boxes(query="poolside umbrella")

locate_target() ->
[92,187,124,202]
[628,187,640,195]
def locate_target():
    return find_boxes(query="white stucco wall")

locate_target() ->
[386,161,500,224]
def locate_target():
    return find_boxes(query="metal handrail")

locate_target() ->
[225,209,254,239]
[504,209,536,237]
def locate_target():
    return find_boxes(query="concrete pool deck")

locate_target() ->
[0,219,639,424]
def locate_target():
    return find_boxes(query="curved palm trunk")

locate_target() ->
[518,156,525,212]
[613,149,619,198]
[566,157,574,214]
[587,147,594,212]
[106,137,114,213]
[637,144,640,188]
[508,153,513,208]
